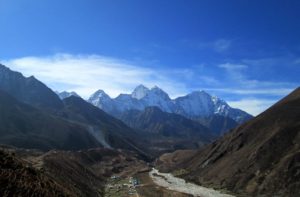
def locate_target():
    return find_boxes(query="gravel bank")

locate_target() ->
[149,168,235,197]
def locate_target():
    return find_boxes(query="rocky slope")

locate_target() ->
[157,88,300,196]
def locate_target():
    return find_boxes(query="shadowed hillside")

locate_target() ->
[0,64,63,110]
[0,90,101,150]
[119,106,215,154]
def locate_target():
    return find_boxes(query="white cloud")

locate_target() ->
[218,63,249,83]
[213,39,231,52]
[2,53,187,98]
[218,63,248,70]
[208,88,293,96]
[196,39,232,53]
[218,62,296,90]
[228,98,278,116]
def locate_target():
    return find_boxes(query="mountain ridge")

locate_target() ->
[88,85,252,124]
[119,106,215,154]
[0,64,63,110]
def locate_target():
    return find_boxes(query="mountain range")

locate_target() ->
[0,63,299,196]
[59,86,246,136]
[88,84,252,124]
[0,64,149,156]
[0,64,215,157]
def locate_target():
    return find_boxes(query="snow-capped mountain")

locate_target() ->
[89,85,175,113]
[131,84,150,99]
[88,90,116,113]
[173,91,251,123]
[56,91,80,100]
[139,85,174,112]
[114,94,145,112]
[174,91,215,117]
[88,85,252,123]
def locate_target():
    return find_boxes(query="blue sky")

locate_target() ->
[0,0,299,115]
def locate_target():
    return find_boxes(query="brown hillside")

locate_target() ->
[0,150,70,197]
[157,88,300,197]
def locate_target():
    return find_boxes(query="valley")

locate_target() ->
[0,63,299,197]
[0,146,195,197]
[1,0,300,196]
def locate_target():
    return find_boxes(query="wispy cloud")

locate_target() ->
[2,54,188,98]
[183,38,232,53]
[213,39,232,52]
[218,63,247,70]
[218,62,296,89]
[218,62,249,83]
[215,60,297,115]
[207,88,293,96]
[294,58,300,65]
[228,98,278,116]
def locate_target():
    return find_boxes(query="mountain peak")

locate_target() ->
[136,84,148,89]
[150,85,168,94]
[88,89,115,112]
[131,84,150,99]
[147,86,171,102]
[189,90,209,96]
[151,85,162,91]
[57,91,80,100]
[63,94,84,103]
[90,89,110,99]
[28,75,36,79]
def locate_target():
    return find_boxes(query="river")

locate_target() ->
[149,168,235,197]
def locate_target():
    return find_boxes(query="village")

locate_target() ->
[104,175,141,197]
